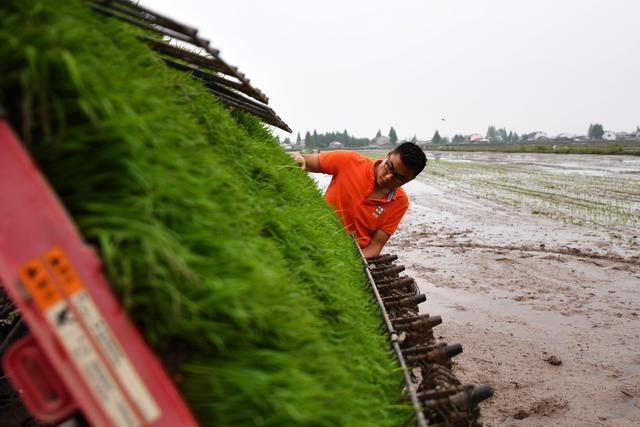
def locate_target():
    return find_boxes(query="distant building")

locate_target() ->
[468,134,483,143]
[279,141,294,151]
[371,135,391,146]
[527,131,548,141]
[602,131,617,141]
[328,141,344,149]
[555,133,575,140]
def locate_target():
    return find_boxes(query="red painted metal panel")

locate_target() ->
[0,118,199,427]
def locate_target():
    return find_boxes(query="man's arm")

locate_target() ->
[362,229,391,258]
[290,153,321,173]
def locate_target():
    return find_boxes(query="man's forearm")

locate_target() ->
[288,152,322,172]
[362,229,391,258]
[301,153,321,172]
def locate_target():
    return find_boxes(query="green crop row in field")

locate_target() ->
[0,1,405,425]
[421,160,639,232]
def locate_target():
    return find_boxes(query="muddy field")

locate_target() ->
[316,152,640,426]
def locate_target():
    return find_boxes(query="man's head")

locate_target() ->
[394,142,427,176]
[376,142,427,189]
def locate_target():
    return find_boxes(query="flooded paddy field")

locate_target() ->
[387,152,640,426]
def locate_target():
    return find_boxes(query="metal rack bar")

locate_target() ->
[354,243,428,427]
[86,0,290,132]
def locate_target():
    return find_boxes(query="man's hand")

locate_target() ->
[289,152,307,170]
[362,229,391,258]
[289,153,321,173]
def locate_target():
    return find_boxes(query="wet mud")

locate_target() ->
[387,172,640,426]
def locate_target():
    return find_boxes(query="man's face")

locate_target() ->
[376,152,416,189]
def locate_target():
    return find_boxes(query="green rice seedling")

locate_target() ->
[0,1,406,425]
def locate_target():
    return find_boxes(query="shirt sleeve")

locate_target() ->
[318,150,357,175]
[380,198,409,235]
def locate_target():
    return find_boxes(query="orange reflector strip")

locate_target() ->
[19,259,62,310]
[45,247,83,296]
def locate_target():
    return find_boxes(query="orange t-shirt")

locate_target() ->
[319,150,409,248]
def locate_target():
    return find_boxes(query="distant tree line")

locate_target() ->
[587,123,604,139]
[485,125,522,143]
[280,126,403,149]
[278,122,631,148]
[388,127,398,144]
[300,130,371,149]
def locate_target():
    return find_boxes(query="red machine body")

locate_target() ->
[0,117,199,426]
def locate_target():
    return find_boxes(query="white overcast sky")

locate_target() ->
[148,0,640,140]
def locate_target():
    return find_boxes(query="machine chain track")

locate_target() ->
[364,253,493,427]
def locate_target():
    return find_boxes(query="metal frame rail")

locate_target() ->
[87,0,291,132]
[356,244,494,426]
[355,245,428,427]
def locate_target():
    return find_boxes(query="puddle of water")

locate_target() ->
[414,276,592,338]
[606,397,640,420]
[425,151,640,181]
[401,179,444,196]
[622,363,640,379]
[309,172,330,193]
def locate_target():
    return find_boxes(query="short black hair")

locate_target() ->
[394,142,427,176]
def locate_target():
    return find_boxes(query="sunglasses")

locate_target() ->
[383,156,410,183]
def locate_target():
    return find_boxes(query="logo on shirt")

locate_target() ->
[373,204,384,218]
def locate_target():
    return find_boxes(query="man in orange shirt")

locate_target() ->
[293,142,426,257]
